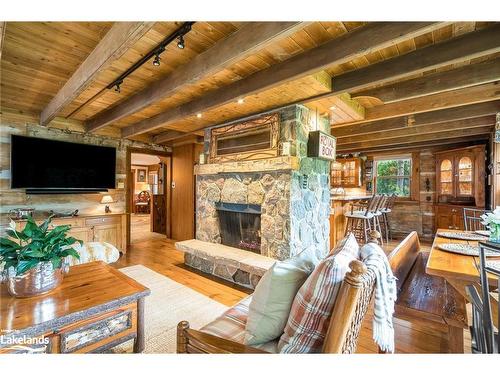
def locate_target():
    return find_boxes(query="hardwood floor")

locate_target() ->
[130,213,165,244]
[114,234,471,353]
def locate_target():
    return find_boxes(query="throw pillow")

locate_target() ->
[244,247,319,346]
[329,232,360,257]
[278,233,359,353]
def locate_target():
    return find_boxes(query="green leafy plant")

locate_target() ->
[0,216,82,276]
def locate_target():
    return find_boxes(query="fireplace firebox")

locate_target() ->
[215,202,261,254]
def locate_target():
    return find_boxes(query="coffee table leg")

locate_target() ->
[134,297,145,353]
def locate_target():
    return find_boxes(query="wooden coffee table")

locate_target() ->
[0,261,150,354]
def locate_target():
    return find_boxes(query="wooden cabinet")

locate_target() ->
[435,145,485,207]
[435,204,466,231]
[16,214,127,253]
[331,158,362,187]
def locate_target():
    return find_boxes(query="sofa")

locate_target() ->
[177,232,387,354]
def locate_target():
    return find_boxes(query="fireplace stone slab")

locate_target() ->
[176,239,276,289]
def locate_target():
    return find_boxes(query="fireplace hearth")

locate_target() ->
[216,202,261,254]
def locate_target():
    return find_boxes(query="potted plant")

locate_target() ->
[0,216,82,297]
[481,206,500,243]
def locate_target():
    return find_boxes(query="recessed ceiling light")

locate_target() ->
[237,98,244,104]
[329,105,337,110]
[196,113,202,118]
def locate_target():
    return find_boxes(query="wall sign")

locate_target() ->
[307,130,336,161]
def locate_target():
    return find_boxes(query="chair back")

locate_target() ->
[386,194,397,211]
[376,194,388,213]
[474,241,500,353]
[137,190,151,203]
[464,208,490,231]
[386,231,420,293]
[365,195,381,214]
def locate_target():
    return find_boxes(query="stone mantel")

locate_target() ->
[194,156,299,175]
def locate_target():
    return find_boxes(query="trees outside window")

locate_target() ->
[374,157,411,197]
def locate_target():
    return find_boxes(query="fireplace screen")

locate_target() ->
[216,202,261,254]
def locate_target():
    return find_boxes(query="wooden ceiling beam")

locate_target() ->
[39,22,155,126]
[352,58,500,104]
[86,22,307,132]
[152,129,190,144]
[339,136,489,154]
[358,81,500,123]
[337,116,495,145]
[333,24,500,94]
[124,22,446,139]
[0,22,6,60]
[331,100,500,138]
[337,126,493,151]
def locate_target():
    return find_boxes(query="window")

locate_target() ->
[374,157,412,197]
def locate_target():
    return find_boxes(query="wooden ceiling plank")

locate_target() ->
[337,116,495,145]
[331,100,500,138]
[86,22,307,132]
[352,58,500,103]
[153,129,189,144]
[40,22,155,126]
[333,24,500,94]
[126,22,446,139]
[0,22,6,60]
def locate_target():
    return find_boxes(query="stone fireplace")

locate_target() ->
[176,104,331,288]
[216,202,261,253]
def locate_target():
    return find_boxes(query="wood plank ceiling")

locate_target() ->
[1,21,499,151]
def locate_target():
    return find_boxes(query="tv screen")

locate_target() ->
[11,135,116,192]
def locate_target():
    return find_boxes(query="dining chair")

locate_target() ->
[464,208,491,231]
[469,241,500,353]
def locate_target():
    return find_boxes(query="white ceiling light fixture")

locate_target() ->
[196,113,202,118]
[237,98,245,104]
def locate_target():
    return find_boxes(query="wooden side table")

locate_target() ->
[0,261,150,354]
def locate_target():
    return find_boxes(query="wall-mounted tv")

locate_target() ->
[11,135,116,194]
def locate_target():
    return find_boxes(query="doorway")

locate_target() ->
[126,147,172,246]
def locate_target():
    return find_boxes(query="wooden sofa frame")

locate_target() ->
[177,237,382,354]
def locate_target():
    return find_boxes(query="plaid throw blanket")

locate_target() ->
[360,242,397,353]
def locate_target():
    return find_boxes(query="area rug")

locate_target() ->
[113,265,228,353]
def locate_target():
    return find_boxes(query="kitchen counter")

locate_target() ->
[331,195,373,202]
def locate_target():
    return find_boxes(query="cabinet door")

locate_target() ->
[436,207,454,230]
[68,227,93,244]
[93,224,121,249]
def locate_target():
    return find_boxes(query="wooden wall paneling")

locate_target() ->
[171,144,198,240]
[40,22,156,126]
[353,58,500,103]
[0,22,5,60]
[124,22,444,139]
[87,22,306,132]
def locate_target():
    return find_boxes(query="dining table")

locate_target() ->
[426,229,500,325]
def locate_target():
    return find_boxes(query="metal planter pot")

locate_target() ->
[3,261,68,298]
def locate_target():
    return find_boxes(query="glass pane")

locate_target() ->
[440,159,452,171]
[376,177,410,197]
[441,182,453,195]
[441,170,453,183]
[459,182,472,196]
[376,159,411,177]
[458,156,472,195]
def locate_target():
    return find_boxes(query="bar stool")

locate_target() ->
[344,195,382,244]
[372,194,387,246]
[380,193,397,244]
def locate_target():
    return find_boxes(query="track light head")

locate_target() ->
[114,83,121,93]
[177,35,185,49]
[153,54,161,67]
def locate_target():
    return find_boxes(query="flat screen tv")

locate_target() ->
[11,135,116,194]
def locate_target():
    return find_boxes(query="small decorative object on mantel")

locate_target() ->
[307,130,336,161]
[481,206,500,243]
[100,195,114,213]
[0,216,82,297]
[199,152,206,165]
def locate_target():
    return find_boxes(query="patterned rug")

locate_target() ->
[113,265,228,353]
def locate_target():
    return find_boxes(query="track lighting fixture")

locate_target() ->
[177,35,185,49]
[114,81,122,93]
[153,53,161,67]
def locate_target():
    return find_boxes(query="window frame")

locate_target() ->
[373,155,413,199]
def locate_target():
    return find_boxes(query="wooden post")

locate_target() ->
[133,297,145,353]
[177,321,190,353]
